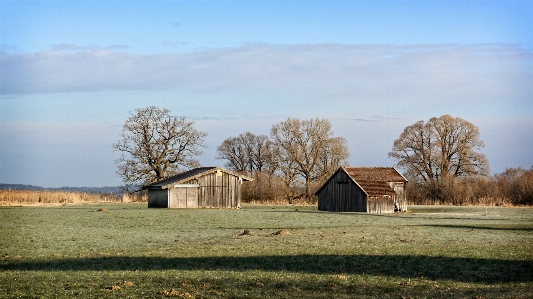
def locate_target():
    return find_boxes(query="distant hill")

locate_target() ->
[0,184,124,195]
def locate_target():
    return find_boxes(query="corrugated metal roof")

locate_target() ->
[142,167,253,190]
[343,167,407,198]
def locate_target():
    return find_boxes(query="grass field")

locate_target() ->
[1,204,532,298]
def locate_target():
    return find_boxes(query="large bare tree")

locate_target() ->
[216,132,273,173]
[113,106,207,190]
[389,114,489,200]
[270,117,349,199]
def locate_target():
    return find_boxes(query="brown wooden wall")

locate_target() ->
[181,171,242,208]
[317,170,367,212]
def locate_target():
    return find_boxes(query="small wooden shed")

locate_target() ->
[142,167,252,209]
[316,166,408,213]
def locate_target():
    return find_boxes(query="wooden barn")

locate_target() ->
[316,166,408,213]
[142,167,252,209]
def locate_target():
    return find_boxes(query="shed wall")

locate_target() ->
[148,189,169,208]
[367,196,395,213]
[390,182,407,211]
[317,170,367,212]
[180,171,241,208]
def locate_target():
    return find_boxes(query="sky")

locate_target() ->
[0,0,532,188]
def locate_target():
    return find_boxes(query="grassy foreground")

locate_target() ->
[1,204,532,298]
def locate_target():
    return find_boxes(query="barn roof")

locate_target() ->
[315,166,407,198]
[142,167,253,190]
[344,167,407,197]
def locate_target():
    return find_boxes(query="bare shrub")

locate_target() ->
[241,171,320,205]
[495,166,533,206]
[406,175,513,206]
[242,171,288,204]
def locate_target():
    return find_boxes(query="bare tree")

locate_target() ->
[217,132,280,203]
[247,133,273,172]
[270,117,349,200]
[216,135,248,172]
[389,114,489,202]
[316,136,350,181]
[216,132,273,173]
[113,106,207,190]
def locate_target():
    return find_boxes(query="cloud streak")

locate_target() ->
[2,43,531,107]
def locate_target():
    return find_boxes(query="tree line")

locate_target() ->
[113,106,532,206]
[216,118,349,203]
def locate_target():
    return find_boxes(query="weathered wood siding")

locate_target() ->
[390,182,407,211]
[317,170,367,212]
[180,171,241,208]
[147,189,169,208]
[367,196,395,213]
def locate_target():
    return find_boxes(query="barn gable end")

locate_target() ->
[316,166,408,213]
[142,167,252,209]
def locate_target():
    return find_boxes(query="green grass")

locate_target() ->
[1,203,532,298]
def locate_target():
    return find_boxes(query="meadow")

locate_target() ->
[1,203,532,298]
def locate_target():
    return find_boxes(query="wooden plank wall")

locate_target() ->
[317,170,367,212]
[367,196,395,213]
[182,171,241,208]
[390,182,407,211]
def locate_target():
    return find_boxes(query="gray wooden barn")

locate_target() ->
[142,167,252,208]
[316,166,408,213]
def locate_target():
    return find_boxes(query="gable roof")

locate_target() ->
[142,167,253,190]
[315,166,407,197]
[344,167,407,197]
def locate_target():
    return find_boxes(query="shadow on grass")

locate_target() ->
[421,224,533,231]
[2,254,531,283]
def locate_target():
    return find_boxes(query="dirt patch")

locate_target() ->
[117,281,134,286]
[104,285,121,291]
[240,230,254,236]
[272,230,290,236]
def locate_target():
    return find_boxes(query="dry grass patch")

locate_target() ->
[157,289,194,297]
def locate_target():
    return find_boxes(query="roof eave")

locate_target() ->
[144,167,254,190]
[393,167,409,183]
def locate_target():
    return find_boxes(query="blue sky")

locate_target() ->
[1,0,532,187]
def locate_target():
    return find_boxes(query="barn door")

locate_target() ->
[169,188,185,208]
[186,187,198,208]
[169,185,199,208]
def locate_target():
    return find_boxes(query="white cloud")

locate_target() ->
[2,44,531,108]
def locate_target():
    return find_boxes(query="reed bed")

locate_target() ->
[0,190,122,205]
[122,190,148,202]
